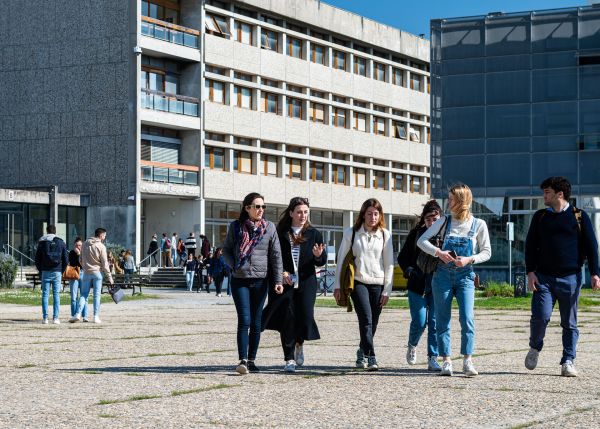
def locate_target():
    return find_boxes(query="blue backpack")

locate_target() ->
[41,237,63,267]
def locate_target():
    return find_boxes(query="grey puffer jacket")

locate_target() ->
[222,220,283,285]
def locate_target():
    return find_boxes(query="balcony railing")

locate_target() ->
[141,16,199,48]
[141,160,199,186]
[141,89,199,116]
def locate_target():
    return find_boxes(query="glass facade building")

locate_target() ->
[431,7,600,280]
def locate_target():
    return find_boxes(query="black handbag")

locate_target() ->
[109,285,125,304]
[416,217,449,274]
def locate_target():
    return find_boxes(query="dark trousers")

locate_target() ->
[231,277,268,361]
[351,282,383,357]
[214,275,224,295]
[530,272,582,364]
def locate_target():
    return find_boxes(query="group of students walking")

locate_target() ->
[223,176,599,377]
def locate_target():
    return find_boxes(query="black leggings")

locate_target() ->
[350,282,383,357]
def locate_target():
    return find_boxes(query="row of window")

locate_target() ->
[204,146,428,193]
[206,80,428,142]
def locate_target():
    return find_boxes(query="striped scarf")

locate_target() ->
[235,218,267,270]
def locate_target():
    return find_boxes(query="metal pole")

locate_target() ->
[508,243,512,288]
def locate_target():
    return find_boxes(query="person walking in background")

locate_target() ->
[398,200,442,372]
[204,252,213,293]
[35,224,68,324]
[177,238,187,267]
[147,234,159,266]
[200,234,211,259]
[417,183,491,377]
[333,199,394,371]
[222,192,283,375]
[123,250,136,285]
[71,228,114,324]
[161,233,173,267]
[262,197,327,373]
[185,232,197,258]
[183,253,199,292]
[195,255,205,293]
[524,176,600,377]
[68,237,88,322]
[171,232,178,267]
[208,248,227,297]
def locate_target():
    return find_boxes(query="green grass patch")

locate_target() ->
[171,383,234,397]
[98,384,235,405]
[17,363,36,368]
[0,289,160,306]
[98,414,117,418]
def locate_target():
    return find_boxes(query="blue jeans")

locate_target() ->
[408,289,438,357]
[171,248,177,266]
[124,268,134,283]
[186,271,194,291]
[41,271,61,320]
[231,277,268,361]
[79,272,103,317]
[69,272,87,317]
[530,272,582,364]
[432,267,476,356]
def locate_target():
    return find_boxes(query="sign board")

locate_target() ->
[507,222,514,242]
[8,190,14,200]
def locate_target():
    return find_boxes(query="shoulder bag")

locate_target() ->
[63,265,80,280]
[109,285,125,304]
[416,216,449,274]
[337,229,357,312]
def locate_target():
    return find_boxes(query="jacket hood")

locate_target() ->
[39,234,57,242]
[86,237,102,245]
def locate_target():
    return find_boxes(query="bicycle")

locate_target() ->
[316,268,335,296]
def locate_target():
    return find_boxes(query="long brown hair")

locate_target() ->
[277,197,310,244]
[353,198,386,232]
[414,200,442,230]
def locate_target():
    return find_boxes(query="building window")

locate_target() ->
[263,155,278,176]
[333,50,346,71]
[393,121,407,139]
[332,107,346,128]
[311,90,326,99]
[410,73,422,92]
[354,168,366,187]
[234,85,253,109]
[373,116,386,136]
[142,1,179,24]
[311,43,325,65]
[354,56,367,76]
[233,150,253,174]
[234,71,252,82]
[287,158,303,179]
[393,68,404,86]
[205,132,226,142]
[310,102,325,123]
[263,92,279,114]
[332,164,346,185]
[234,21,253,45]
[205,14,231,38]
[261,29,278,51]
[393,173,404,191]
[262,78,280,88]
[374,62,386,81]
[287,36,303,59]
[411,176,422,193]
[205,147,224,170]
[235,137,253,146]
[409,127,421,142]
[373,171,386,189]
[310,162,325,182]
[354,112,366,132]
[207,80,225,104]
[287,97,303,119]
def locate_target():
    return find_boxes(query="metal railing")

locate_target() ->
[141,89,199,116]
[3,243,35,281]
[141,16,199,49]
[141,164,199,186]
[138,248,161,271]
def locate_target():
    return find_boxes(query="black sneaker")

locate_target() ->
[247,360,260,373]
[236,360,249,375]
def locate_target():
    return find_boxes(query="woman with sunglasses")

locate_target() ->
[262,197,327,372]
[333,198,394,370]
[222,192,283,375]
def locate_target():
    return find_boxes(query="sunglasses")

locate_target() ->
[247,204,267,210]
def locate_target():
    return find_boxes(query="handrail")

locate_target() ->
[140,159,199,172]
[138,247,161,270]
[3,244,35,282]
[141,88,199,103]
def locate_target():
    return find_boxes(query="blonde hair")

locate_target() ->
[449,183,472,221]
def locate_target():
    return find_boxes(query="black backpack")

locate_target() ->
[41,237,63,267]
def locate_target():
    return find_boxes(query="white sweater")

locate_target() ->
[334,226,395,296]
[417,215,491,264]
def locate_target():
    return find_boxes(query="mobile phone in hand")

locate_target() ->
[448,250,457,258]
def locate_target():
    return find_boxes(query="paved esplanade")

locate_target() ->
[1,290,600,428]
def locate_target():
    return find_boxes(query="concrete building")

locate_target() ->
[431,5,600,281]
[1,0,431,261]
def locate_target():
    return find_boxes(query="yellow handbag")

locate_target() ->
[63,265,80,280]
[337,229,356,312]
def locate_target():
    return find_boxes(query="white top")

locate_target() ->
[333,226,395,296]
[417,215,491,265]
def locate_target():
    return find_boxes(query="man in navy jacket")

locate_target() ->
[524,176,600,377]
[35,224,68,324]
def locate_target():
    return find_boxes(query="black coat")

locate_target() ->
[262,226,327,341]
[397,226,428,296]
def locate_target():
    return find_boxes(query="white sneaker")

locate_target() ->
[440,360,453,376]
[94,316,102,324]
[367,356,379,371]
[52,318,60,325]
[83,317,90,323]
[428,356,442,372]
[295,343,304,367]
[525,347,539,370]
[463,358,479,377]
[236,360,249,375]
[561,360,577,377]
[217,293,222,297]
[42,318,48,325]
[69,314,81,323]
[284,359,296,373]
[355,349,367,368]
[406,345,417,365]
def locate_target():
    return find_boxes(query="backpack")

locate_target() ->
[165,238,171,249]
[41,237,63,267]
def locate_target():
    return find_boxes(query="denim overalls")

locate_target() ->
[431,216,478,357]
